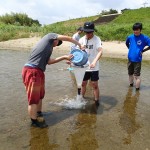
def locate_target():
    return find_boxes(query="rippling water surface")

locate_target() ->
[0,49,150,150]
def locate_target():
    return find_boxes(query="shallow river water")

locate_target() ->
[0,49,150,150]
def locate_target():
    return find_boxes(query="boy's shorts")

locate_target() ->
[22,66,45,105]
[83,71,99,81]
[128,61,141,76]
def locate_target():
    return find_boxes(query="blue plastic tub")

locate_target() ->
[70,49,88,66]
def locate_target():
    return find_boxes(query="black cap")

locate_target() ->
[57,40,63,46]
[77,27,83,31]
[83,22,95,32]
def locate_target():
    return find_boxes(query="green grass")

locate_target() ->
[0,23,42,41]
[42,15,99,36]
[112,8,150,24]
[0,7,150,41]
[98,7,150,41]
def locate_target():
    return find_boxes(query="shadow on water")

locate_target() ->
[1,50,150,149]
[99,95,118,113]
[119,87,141,144]
[42,95,118,126]
[44,109,78,126]
[29,109,79,150]
[29,95,117,150]
[29,109,78,150]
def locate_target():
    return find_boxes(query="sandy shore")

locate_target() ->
[0,37,150,60]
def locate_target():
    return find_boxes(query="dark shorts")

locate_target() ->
[127,61,141,76]
[83,71,99,81]
[22,66,45,105]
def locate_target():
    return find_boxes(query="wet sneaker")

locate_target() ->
[31,120,48,128]
[37,112,43,117]
[136,88,140,91]
[130,83,134,87]
[94,100,100,107]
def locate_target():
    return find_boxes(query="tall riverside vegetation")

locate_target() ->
[0,12,42,41]
[0,12,41,26]
[0,23,42,41]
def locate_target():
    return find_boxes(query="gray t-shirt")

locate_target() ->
[27,33,58,71]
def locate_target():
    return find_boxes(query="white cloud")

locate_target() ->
[0,0,149,25]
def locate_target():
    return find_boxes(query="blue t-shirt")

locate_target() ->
[126,34,150,62]
[26,33,58,71]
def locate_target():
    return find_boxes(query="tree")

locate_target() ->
[100,9,118,15]
[0,12,41,26]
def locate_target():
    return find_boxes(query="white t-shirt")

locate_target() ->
[71,32,80,50]
[79,35,102,71]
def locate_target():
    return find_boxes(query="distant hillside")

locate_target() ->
[42,14,120,36]
[93,14,120,25]
[112,7,150,24]
[42,7,150,41]
[0,7,150,41]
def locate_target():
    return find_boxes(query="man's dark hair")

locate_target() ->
[77,27,83,31]
[132,22,142,30]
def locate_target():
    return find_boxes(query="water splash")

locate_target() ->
[49,95,87,109]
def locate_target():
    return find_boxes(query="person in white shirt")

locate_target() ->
[79,22,103,106]
[71,27,83,50]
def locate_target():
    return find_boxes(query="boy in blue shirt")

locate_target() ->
[126,22,150,90]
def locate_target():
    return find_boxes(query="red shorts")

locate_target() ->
[22,66,45,105]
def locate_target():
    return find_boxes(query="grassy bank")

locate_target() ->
[0,23,42,41]
[97,7,150,41]
[0,7,150,42]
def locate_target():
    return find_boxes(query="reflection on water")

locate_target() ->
[69,104,98,150]
[119,88,141,144]
[30,128,59,150]
[0,50,150,150]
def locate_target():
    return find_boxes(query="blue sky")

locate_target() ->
[0,0,149,25]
